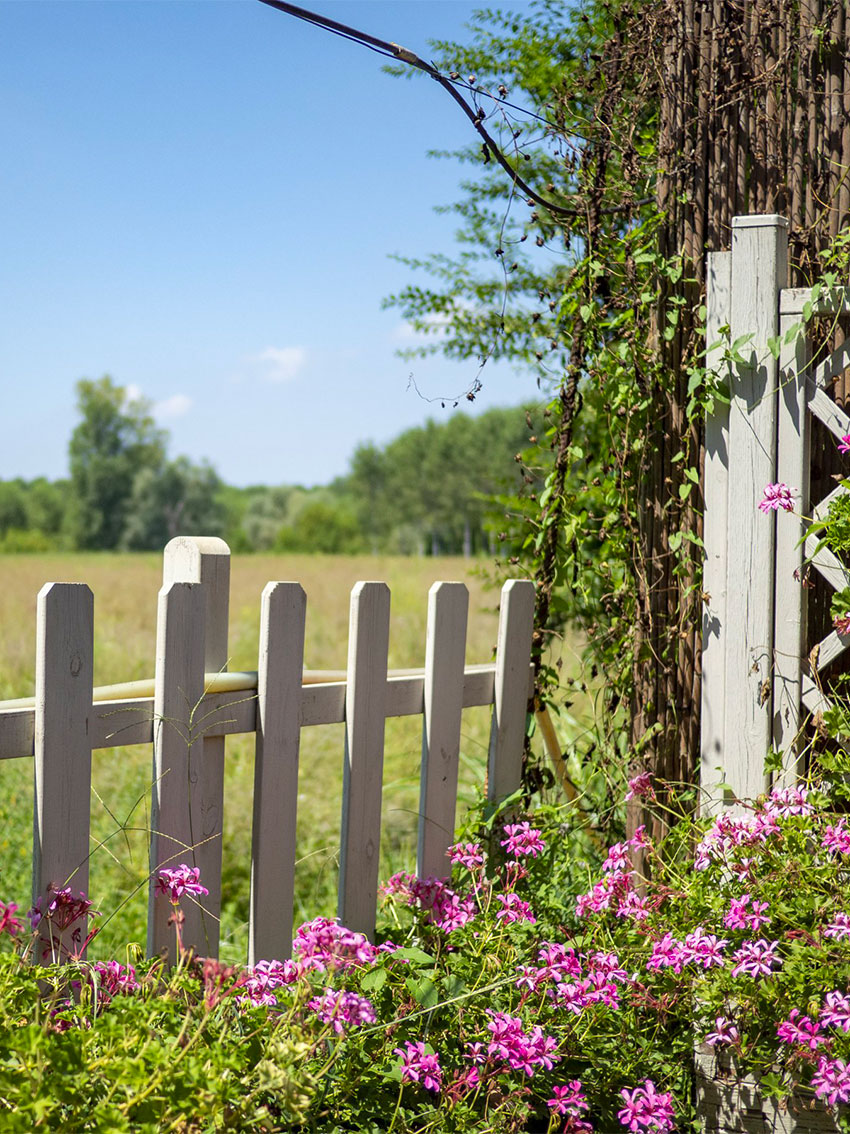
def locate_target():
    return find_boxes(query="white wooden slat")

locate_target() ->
[147,581,208,962]
[488,579,535,803]
[780,286,850,316]
[249,582,306,965]
[813,483,850,522]
[803,539,850,593]
[417,582,469,881]
[801,673,831,716]
[724,215,787,804]
[162,537,230,958]
[807,383,850,440]
[772,312,811,775]
[32,583,94,963]
[812,336,850,390]
[811,629,850,673]
[338,582,390,939]
[701,250,732,815]
[0,663,519,762]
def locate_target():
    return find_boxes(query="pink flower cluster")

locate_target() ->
[822,991,850,1033]
[724,894,771,932]
[382,872,477,934]
[776,1009,827,1051]
[500,822,546,858]
[308,988,376,1033]
[758,482,795,513]
[394,1041,442,1092]
[237,959,300,1007]
[647,928,727,974]
[548,1079,592,1131]
[293,916,381,972]
[764,784,814,818]
[729,937,781,979]
[705,1016,739,1047]
[482,1010,560,1076]
[625,772,655,801]
[694,811,778,871]
[618,1079,676,1132]
[813,1057,850,1106]
[0,900,22,937]
[91,960,139,1000]
[155,864,209,904]
[823,819,850,856]
[447,842,485,870]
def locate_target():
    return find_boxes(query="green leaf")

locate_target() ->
[405,975,439,1008]
[360,967,387,993]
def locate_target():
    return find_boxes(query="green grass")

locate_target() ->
[0,552,590,964]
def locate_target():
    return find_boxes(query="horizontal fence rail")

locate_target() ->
[0,537,535,965]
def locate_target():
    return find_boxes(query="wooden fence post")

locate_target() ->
[701,251,732,815]
[338,581,390,940]
[487,580,535,804]
[161,536,230,957]
[147,581,207,962]
[32,583,94,962]
[249,582,306,965]
[724,215,787,804]
[774,307,811,774]
[417,582,469,881]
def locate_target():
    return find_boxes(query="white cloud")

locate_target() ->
[256,345,308,383]
[392,313,452,343]
[125,383,143,402]
[154,393,192,420]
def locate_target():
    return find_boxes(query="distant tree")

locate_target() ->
[0,481,27,536]
[238,485,298,551]
[275,498,364,555]
[67,377,166,550]
[121,457,225,550]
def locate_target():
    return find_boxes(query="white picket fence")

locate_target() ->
[701,213,850,812]
[0,536,535,964]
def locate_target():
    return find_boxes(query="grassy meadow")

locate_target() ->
[0,552,589,964]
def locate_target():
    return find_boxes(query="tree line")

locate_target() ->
[0,377,541,555]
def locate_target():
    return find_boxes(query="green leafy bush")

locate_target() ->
[2,770,849,1132]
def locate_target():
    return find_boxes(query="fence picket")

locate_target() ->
[249,582,306,965]
[162,537,230,956]
[147,581,208,962]
[338,581,390,940]
[487,580,535,803]
[724,215,787,803]
[417,582,469,880]
[773,313,811,772]
[701,251,732,815]
[32,583,94,962]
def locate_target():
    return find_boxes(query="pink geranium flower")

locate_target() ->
[758,483,795,512]
[618,1079,675,1132]
[155,865,208,904]
[394,1041,442,1092]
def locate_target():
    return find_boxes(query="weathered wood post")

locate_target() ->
[32,583,94,962]
[248,581,307,965]
[338,581,391,940]
[149,536,230,961]
[701,251,732,814]
[703,215,787,811]
[417,581,469,881]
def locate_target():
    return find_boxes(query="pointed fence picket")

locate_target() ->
[0,540,535,963]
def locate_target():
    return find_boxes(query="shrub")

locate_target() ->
[1,766,849,1131]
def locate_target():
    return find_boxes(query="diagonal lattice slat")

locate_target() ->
[797,329,850,717]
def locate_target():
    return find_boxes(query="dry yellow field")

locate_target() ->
[0,552,587,963]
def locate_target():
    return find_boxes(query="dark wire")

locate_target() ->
[255,0,584,218]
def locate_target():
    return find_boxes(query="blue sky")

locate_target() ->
[1,0,538,487]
